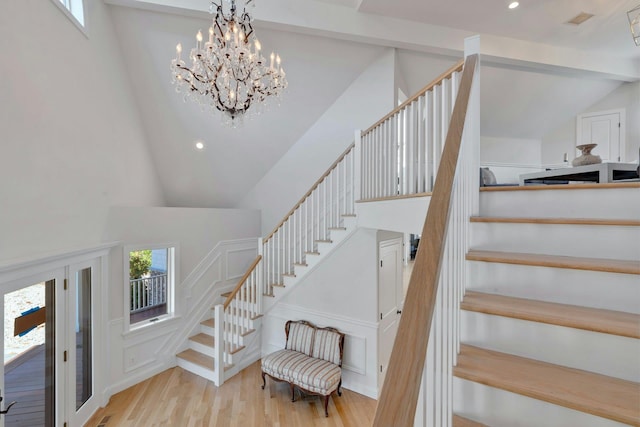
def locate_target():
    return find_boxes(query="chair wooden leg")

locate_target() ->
[290,383,296,402]
[324,395,330,417]
[261,372,266,390]
[337,379,342,396]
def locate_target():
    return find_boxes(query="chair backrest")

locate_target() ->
[285,320,315,356]
[284,320,345,366]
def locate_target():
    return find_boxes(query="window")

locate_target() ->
[125,245,177,329]
[51,0,86,32]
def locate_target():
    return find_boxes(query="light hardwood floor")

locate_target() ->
[85,361,377,427]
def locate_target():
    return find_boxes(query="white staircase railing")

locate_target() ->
[261,144,357,296]
[373,53,479,426]
[360,60,463,200]
[212,145,357,384]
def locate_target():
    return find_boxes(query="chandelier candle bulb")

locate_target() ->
[176,43,182,60]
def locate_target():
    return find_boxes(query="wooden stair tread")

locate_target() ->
[305,251,320,255]
[240,328,256,337]
[470,216,640,226]
[453,414,489,427]
[466,250,640,275]
[201,318,215,328]
[177,349,214,371]
[454,345,640,426]
[462,291,640,339]
[480,182,640,192]
[221,291,232,298]
[190,333,214,348]
[294,262,308,267]
[229,345,246,355]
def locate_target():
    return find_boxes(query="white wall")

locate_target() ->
[0,1,166,263]
[261,228,380,398]
[357,197,430,235]
[480,136,544,184]
[238,48,397,234]
[542,82,640,165]
[103,207,260,396]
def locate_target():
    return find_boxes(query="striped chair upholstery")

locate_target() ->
[285,321,315,356]
[261,320,345,417]
[312,329,342,365]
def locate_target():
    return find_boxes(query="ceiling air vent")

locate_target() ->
[566,12,594,25]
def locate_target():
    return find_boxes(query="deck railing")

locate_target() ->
[130,274,167,313]
[372,53,478,426]
[360,60,464,201]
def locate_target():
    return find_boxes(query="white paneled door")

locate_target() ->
[377,238,404,391]
[577,110,624,162]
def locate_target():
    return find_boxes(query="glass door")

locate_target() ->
[67,262,97,426]
[1,269,65,427]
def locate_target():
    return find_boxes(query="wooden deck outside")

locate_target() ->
[4,344,45,427]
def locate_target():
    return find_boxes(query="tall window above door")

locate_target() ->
[51,0,86,32]
[125,245,177,330]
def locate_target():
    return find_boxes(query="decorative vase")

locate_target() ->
[572,143,602,167]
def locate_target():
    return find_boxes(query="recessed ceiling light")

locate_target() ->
[194,141,205,151]
[508,1,519,9]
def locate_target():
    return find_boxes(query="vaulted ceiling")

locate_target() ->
[105,0,638,207]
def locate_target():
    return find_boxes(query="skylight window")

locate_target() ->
[51,0,86,30]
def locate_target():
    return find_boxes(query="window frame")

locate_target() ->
[50,0,88,37]
[123,243,179,333]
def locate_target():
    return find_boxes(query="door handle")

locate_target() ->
[397,309,402,314]
[0,395,17,415]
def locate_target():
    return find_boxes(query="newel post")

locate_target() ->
[464,35,481,216]
[257,237,264,314]
[213,304,224,386]
[354,129,362,204]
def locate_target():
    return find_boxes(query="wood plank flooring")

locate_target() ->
[4,344,45,427]
[85,361,377,426]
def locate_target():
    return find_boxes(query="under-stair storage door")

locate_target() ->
[377,238,404,391]
[0,268,65,427]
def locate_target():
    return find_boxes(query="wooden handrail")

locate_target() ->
[362,59,465,137]
[372,54,478,426]
[223,255,262,310]
[263,143,355,244]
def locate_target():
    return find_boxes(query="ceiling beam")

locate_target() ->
[104,0,639,81]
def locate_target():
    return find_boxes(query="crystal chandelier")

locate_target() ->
[170,0,287,125]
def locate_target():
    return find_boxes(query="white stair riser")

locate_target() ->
[200,323,215,336]
[467,261,640,314]
[460,311,640,382]
[471,223,640,261]
[480,187,640,220]
[177,358,216,382]
[189,340,215,357]
[453,378,629,427]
